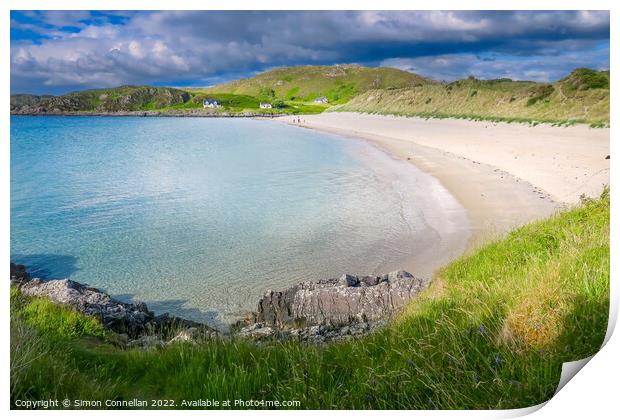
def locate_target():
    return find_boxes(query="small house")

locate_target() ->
[203,99,222,109]
[259,102,272,109]
[314,96,328,104]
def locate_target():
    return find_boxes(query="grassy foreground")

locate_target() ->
[10,191,610,409]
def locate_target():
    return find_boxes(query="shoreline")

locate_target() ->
[11,113,609,327]
[275,112,609,251]
[10,110,288,118]
[332,130,471,279]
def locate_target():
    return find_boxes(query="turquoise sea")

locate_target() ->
[10,116,468,326]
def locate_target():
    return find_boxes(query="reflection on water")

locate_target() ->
[11,116,461,326]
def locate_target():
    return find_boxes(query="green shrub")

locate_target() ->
[526,84,554,106]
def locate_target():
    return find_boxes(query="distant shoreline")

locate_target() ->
[11,110,610,129]
[10,110,287,118]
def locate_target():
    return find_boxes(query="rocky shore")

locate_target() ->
[10,263,217,346]
[10,109,286,118]
[237,271,429,342]
[10,263,429,345]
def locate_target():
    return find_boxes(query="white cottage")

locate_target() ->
[259,102,273,109]
[314,96,328,104]
[203,99,222,109]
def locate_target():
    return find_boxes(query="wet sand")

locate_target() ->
[277,113,609,250]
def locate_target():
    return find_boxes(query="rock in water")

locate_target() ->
[10,262,30,284]
[18,278,152,337]
[12,271,214,339]
[254,270,429,327]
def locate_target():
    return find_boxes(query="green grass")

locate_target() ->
[11,289,106,340]
[12,67,609,125]
[199,64,430,103]
[151,92,326,115]
[10,192,609,409]
[560,68,610,92]
[336,109,608,128]
[334,69,609,126]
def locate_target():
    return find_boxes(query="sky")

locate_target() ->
[10,10,610,95]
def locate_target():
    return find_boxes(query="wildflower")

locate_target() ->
[492,354,503,369]
[473,371,481,384]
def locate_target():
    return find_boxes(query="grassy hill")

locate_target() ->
[197,64,432,104]
[10,94,54,108]
[9,65,429,115]
[10,67,609,124]
[11,190,609,409]
[334,68,610,126]
[10,86,192,113]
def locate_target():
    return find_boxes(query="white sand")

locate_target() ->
[277,112,610,249]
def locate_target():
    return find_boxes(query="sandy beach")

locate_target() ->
[277,112,610,249]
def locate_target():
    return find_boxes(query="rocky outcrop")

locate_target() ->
[10,262,31,284]
[253,270,429,328]
[11,263,427,345]
[238,320,389,343]
[10,86,191,114]
[13,274,216,340]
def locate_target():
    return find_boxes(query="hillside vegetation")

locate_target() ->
[197,64,431,104]
[10,86,191,114]
[334,69,610,126]
[11,190,609,409]
[10,67,609,124]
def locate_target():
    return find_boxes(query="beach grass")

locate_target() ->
[333,69,610,127]
[10,189,609,409]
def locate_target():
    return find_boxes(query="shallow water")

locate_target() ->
[11,116,468,327]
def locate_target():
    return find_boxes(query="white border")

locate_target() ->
[2,2,617,419]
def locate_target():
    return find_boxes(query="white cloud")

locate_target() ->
[10,11,610,93]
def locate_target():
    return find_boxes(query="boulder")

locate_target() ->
[17,278,155,337]
[254,270,429,328]
[238,323,276,339]
[12,266,216,340]
[240,319,383,343]
[10,262,30,285]
[168,327,204,344]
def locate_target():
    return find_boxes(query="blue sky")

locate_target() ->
[10,10,610,94]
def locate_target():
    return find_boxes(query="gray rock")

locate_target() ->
[168,327,202,344]
[238,323,276,339]
[10,263,30,285]
[128,335,166,349]
[18,277,154,337]
[338,274,359,287]
[13,266,216,340]
[308,325,324,336]
[254,270,429,327]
